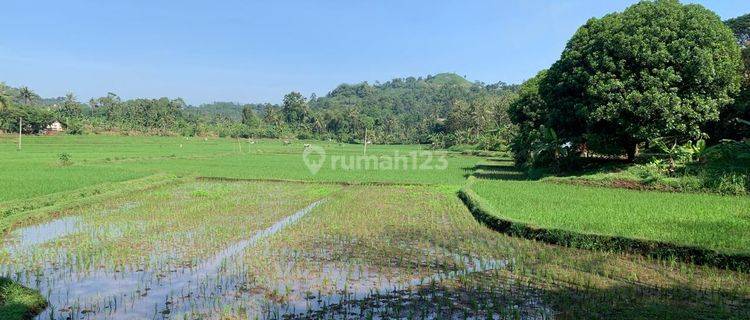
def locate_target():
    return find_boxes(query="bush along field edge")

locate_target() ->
[0,277,47,320]
[458,177,750,272]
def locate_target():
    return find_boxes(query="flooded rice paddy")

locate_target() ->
[1,181,749,319]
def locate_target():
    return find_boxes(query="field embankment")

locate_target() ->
[0,277,47,320]
[461,160,750,271]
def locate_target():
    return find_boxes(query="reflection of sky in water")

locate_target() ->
[0,198,553,319]
[2,200,325,320]
[3,202,141,256]
[5,216,82,254]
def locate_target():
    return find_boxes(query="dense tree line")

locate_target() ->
[0,73,517,149]
[510,0,749,168]
[0,84,56,134]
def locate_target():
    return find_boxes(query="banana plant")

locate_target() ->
[685,139,707,163]
[651,138,706,172]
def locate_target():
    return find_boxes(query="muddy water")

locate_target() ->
[247,247,556,320]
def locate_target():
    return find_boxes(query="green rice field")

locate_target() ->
[1,135,749,319]
[468,178,750,255]
[0,135,476,202]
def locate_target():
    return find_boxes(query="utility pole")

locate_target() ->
[363,127,368,155]
[17,117,22,151]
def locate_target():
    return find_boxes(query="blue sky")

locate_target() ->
[1,0,748,105]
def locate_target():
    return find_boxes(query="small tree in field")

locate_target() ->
[541,0,743,161]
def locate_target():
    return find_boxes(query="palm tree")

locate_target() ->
[64,92,76,104]
[19,86,34,105]
[0,83,8,111]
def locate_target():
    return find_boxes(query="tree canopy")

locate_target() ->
[726,13,750,46]
[536,0,743,161]
[714,14,750,140]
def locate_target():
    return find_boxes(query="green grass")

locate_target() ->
[468,177,750,256]
[0,277,47,320]
[0,135,476,202]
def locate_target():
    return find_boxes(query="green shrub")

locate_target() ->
[65,120,85,135]
[0,277,47,319]
[696,141,750,194]
[702,140,750,169]
[703,172,749,196]
[58,153,72,166]
[631,161,667,185]
[663,175,703,192]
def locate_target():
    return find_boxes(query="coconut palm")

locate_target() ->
[0,83,8,111]
[64,92,76,104]
[0,94,8,111]
[19,86,34,105]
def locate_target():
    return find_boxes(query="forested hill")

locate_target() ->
[306,73,518,144]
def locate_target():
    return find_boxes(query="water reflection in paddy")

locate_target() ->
[3,216,83,255]
[0,182,554,319]
[1,200,325,319]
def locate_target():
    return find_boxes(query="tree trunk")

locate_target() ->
[626,143,639,162]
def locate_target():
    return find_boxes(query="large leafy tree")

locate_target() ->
[241,105,261,127]
[705,14,750,141]
[715,13,750,140]
[263,106,283,127]
[541,0,743,161]
[281,92,309,124]
[508,70,549,165]
[59,92,84,118]
[0,83,9,109]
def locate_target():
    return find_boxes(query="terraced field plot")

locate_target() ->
[0,181,336,319]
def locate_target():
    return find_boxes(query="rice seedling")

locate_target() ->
[0,181,337,319]
[467,177,750,257]
[231,185,750,319]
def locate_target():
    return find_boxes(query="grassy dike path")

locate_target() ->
[0,278,47,319]
[459,161,750,271]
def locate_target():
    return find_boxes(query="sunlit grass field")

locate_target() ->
[469,178,750,255]
[0,277,47,319]
[0,135,477,202]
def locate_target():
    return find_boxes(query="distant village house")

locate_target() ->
[44,121,64,134]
